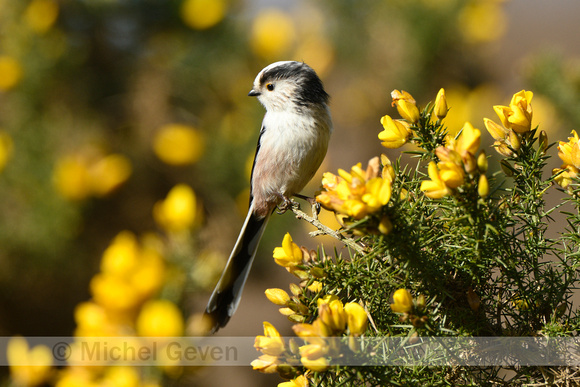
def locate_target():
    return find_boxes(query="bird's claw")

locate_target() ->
[276,196,294,214]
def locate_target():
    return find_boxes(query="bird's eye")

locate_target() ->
[266,83,274,91]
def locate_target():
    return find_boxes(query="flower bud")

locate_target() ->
[539,130,548,154]
[477,150,488,173]
[500,160,514,177]
[484,118,507,141]
[467,287,481,312]
[310,267,326,279]
[415,294,426,309]
[507,130,521,152]
[289,283,302,296]
[265,288,290,306]
[288,301,309,315]
[496,142,515,157]
[378,215,393,235]
[478,174,489,198]
[434,88,448,119]
[289,338,301,355]
[287,314,306,323]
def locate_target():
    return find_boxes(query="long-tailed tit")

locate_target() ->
[204,61,333,332]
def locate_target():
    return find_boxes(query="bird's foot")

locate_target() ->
[276,195,294,214]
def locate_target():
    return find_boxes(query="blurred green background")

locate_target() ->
[1,0,580,386]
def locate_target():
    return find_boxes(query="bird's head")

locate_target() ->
[248,61,329,112]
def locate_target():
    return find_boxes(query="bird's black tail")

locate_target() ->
[204,204,269,333]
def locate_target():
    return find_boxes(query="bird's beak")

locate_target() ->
[248,89,261,97]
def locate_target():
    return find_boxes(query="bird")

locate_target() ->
[204,61,333,333]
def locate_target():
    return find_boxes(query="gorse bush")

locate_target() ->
[252,89,580,386]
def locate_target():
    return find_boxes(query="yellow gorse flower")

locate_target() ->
[391,89,420,123]
[90,231,166,313]
[278,375,308,387]
[153,184,198,233]
[74,301,117,337]
[273,233,303,267]
[89,154,132,197]
[557,130,580,169]
[455,122,481,157]
[420,161,450,199]
[7,337,53,387]
[553,130,580,188]
[52,150,132,200]
[180,0,226,30]
[293,319,330,372]
[553,165,578,189]
[299,353,329,372]
[136,299,184,337]
[437,161,465,189]
[153,123,205,166]
[251,354,279,374]
[24,0,59,34]
[493,90,534,134]
[484,118,519,157]
[421,123,484,198]
[317,157,391,219]
[378,114,412,148]
[0,56,23,91]
[254,321,285,357]
[317,295,346,334]
[250,9,295,60]
[484,90,534,158]
[344,302,368,336]
[390,289,413,314]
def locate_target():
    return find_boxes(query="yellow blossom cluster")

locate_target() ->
[484,90,534,157]
[383,88,491,199]
[59,231,183,385]
[316,156,393,221]
[7,228,186,386]
[421,122,488,199]
[7,337,53,387]
[553,130,580,188]
[52,149,132,201]
[269,233,324,321]
[84,231,169,333]
[253,234,368,383]
[379,88,448,149]
[252,295,368,379]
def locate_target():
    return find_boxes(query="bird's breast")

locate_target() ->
[250,110,331,216]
